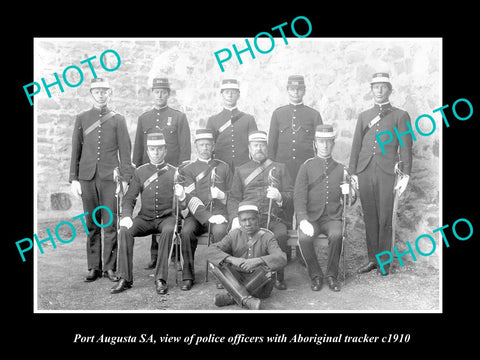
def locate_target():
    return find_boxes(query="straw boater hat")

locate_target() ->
[237,201,259,214]
[194,128,215,142]
[90,77,110,89]
[146,132,166,147]
[315,124,336,139]
[248,130,268,142]
[220,78,240,91]
[370,72,392,86]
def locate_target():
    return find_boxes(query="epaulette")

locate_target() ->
[178,160,192,169]
[137,163,150,170]
[302,156,317,165]
[213,158,228,167]
[258,228,274,237]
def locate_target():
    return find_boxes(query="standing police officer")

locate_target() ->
[69,78,133,283]
[349,73,412,276]
[133,78,191,270]
[206,79,258,171]
[268,75,323,181]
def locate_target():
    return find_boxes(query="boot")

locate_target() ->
[274,270,287,290]
[214,293,236,307]
[242,296,262,310]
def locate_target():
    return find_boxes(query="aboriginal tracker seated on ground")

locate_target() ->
[206,201,287,310]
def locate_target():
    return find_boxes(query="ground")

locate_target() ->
[35,219,440,312]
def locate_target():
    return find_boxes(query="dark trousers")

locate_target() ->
[80,176,117,272]
[358,159,395,262]
[180,216,228,280]
[117,216,175,282]
[298,217,343,279]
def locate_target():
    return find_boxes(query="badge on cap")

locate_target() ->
[315,124,336,139]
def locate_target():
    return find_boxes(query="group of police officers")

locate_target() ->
[69,72,413,310]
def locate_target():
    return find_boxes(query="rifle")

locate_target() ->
[266,167,279,229]
[168,169,184,285]
[205,167,217,282]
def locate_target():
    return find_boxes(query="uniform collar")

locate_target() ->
[289,102,304,107]
[150,161,166,168]
[154,104,168,111]
[197,157,211,164]
[93,105,110,114]
[374,101,392,111]
[223,106,238,112]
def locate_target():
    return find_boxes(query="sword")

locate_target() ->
[392,162,407,255]
[266,167,279,229]
[340,169,350,283]
[205,167,217,282]
[168,169,184,285]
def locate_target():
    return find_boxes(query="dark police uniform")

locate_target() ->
[206,107,257,170]
[228,141,293,287]
[179,157,232,282]
[133,105,191,167]
[294,156,345,282]
[69,87,133,275]
[116,161,177,285]
[132,78,191,267]
[206,79,257,170]
[349,76,413,270]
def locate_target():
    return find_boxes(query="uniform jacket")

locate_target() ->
[133,106,191,167]
[121,162,176,221]
[69,106,133,182]
[268,103,323,167]
[348,103,413,176]
[180,158,232,225]
[206,108,257,169]
[228,159,293,221]
[206,227,287,272]
[294,156,345,223]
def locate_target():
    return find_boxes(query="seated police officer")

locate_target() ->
[228,130,293,290]
[206,201,287,310]
[294,125,354,292]
[111,132,178,295]
[173,129,232,290]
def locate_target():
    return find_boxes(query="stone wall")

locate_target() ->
[34,37,441,267]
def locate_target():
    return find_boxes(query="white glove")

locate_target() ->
[266,186,282,202]
[394,175,410,196]
[208,214,227,224]
[71,180,82,199]
[174,184,186,201]
[299,219,314,237]
[350,175,359,190]
[122,181,128,193]
[340,183,350,195]
[120,217,133,229]
[231,217,240,230]
[210,186,225,200]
